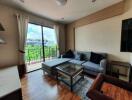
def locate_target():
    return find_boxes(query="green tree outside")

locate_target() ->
[25,45,58,62]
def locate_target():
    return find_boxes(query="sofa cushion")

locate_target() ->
[42,58,70,68]
[76,51,91,61]
[74,52,85,61]
[90,52,104,64]
[69,59,85,65]
[74,52,80,60]
[83,52,91,61]
[82,61,104,73]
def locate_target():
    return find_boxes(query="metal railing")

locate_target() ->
[25,46,58,65]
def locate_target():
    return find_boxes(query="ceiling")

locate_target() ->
[0,0,123,23]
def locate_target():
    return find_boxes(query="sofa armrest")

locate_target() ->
[87,90,113,100]
[87,74,113,100]
[100,59,107,74]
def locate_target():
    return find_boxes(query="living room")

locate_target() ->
[0,0,132,100]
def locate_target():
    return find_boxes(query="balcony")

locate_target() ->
[25,46,58,72]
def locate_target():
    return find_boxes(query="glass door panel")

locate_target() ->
[25,23,58,72]
[25,23,43,72]
[43,27,57,61]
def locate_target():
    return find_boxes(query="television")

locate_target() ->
[121,18,132,52]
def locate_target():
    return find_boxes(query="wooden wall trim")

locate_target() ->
[66,1,125,50]
[66,24,75,50]
[73,1,125,28]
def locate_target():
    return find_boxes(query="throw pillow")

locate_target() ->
[62,49,74,58]
[75,52,85,61]
[75,53,81,60]
[90,52,103,64]
[80,54,85,61]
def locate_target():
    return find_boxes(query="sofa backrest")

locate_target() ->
[74,51,107,61]
[95,52,107,59]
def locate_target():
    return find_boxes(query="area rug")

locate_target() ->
[73,76,94,100]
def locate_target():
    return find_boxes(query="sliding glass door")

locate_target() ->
[25,23,43,72]
[25,23,57,72]
[43,27,57,61]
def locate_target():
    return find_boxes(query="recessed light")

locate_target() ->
[20,0,24,3]
[55,0,67,6]
[92,0,96,2]
[61,18,64,20]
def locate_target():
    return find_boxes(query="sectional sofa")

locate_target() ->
[42,51,107,76]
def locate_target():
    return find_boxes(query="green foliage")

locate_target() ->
[25,45,57,62]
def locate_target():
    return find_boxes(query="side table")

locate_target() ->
[109,61,131,82]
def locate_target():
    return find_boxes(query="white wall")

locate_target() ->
[0,4,19,67]
[75,0,132,62]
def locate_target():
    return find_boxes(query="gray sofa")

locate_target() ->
[68,51,107,75]
[42,51,107,76]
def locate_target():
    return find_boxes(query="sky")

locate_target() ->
[27,23,57,44]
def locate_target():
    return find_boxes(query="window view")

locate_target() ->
[43,27,58,61]
[25,23,57,72]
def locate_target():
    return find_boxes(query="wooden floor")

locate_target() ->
[101,82,132,100]
[21,70,81,100]
[26,62,41,72]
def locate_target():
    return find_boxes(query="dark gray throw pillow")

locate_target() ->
[80,54,85,61]
[75,53,85,61]
[62,50,74,58]
[90,52,103,64]
[75,53,80,60]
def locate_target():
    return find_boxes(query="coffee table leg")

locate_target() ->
[82,72,84,79]
[43,70,46,75]
[56,71,59,84]
[82,69,84,79]
[70,76,73,91]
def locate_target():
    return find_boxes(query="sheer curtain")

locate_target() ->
[16,14,29,77]
[54,25,60,57]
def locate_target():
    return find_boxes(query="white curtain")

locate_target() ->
[17,14,29,65]
[54,25,60,57]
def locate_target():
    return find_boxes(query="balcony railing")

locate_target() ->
[25,46,58,65]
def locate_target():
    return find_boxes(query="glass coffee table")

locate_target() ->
[56,62,84,91]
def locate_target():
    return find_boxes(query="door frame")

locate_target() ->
[25,22,54,73]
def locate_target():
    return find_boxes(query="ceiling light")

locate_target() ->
[20,0,24,3]
[92,0,96,2]
[61,18,64,20]
[55,0,67,6]
[0,38,5,44]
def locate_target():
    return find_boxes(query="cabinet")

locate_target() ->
[109,61,131,82]
[0,66,22,100]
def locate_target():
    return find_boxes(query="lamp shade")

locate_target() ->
[0,23,5,31]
